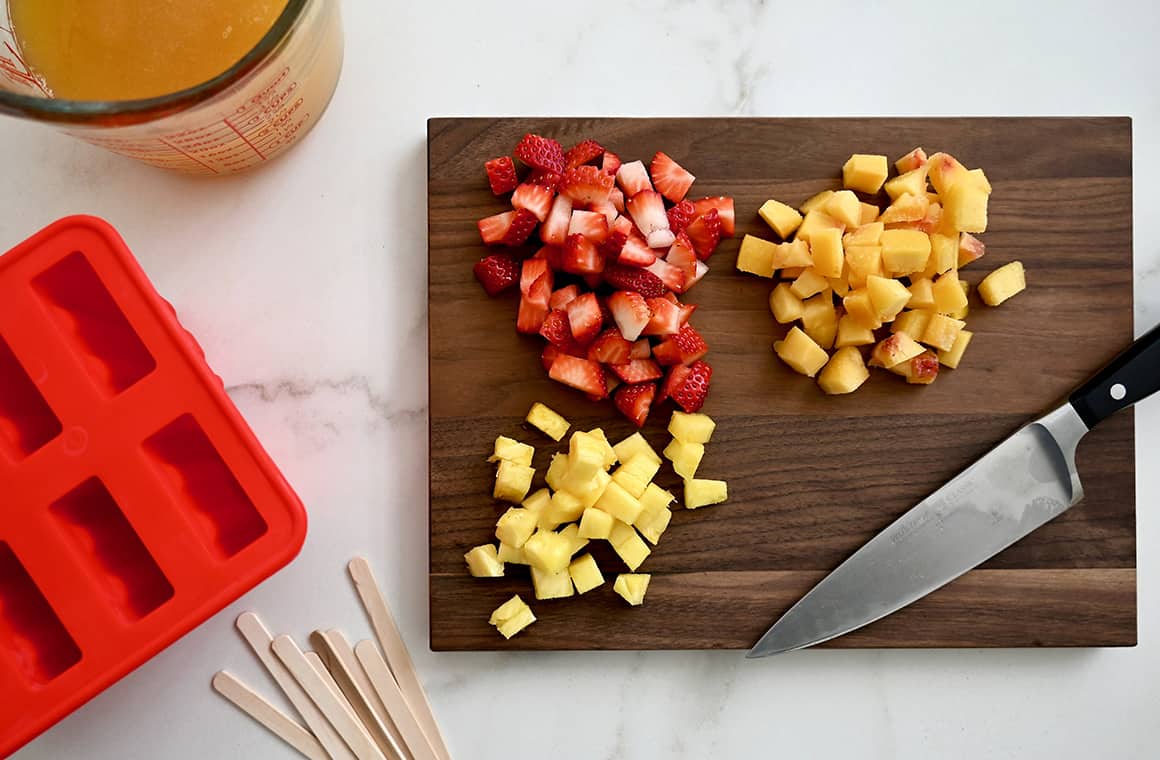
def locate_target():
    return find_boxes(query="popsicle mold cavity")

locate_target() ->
[0,542,81,685]
[0,335,61,460]
[32,251,156,395]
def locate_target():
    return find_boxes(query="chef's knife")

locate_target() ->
[748,322,1160,658]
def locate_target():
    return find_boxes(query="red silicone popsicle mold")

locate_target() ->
[0,216,307,756]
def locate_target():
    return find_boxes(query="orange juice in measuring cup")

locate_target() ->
[0,0,342,175]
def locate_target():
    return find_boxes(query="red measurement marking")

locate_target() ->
[159,137,219,174]
[223,118,266,161]
[3,41,49,95]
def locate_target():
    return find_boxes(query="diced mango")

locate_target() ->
[769,283,805,324]
[758,199,804,238]
[842,154,889,193]
[842,289,883,330]
[684,478,728,509]
[774,326,829,377]
[907,278,936,310]
[464,544,504,578]
[771,239,813,269]
[612,432,661,465]
[796,209,844,243]
[613,574,651,606]
[822,190,862,228]
[526,402,569,441]
[979,261,1026,306]
[869,333,926,369]
[669,411,716,444]
[790,267,829,299]
[495,507,538,548]
[938,329,974,369]
[867,275,912,322]
[884,167,929,201]
[931,271,969,315]
[490,595,535,639]
[594,480,644,524]
[880,229,931,276]
[921,314,967,352]
[663,439,705,480]
[736,235,778,278]
[522,529,574,574]
[799,189,834,214]
[891,310,933,341]
[800,293,839,350]
[835,313,876,348]
[493,460,535,503]
[809,228,844,279]
[817,346,870,395]
[488,436,534,467]
[608,521,651,570]
[531,566,574,600]
[569,554,605,594]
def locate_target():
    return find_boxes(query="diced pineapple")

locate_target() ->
[921,314,967,352]
[594,480,644,524]
[663,439,705,480]
[557,523,589,556]
[931,271,969,315]
[879,192,930,225]
[822,190,862,228]
[490,595,535,639]
[541,490,584,528]
[771,239,813,269]
[531,566,574,600]
[867,275,912,322]
[938,329,974,369]
[907,278,936,310]
[635,504,672,545]
[561,432,606,492]
[796,209,844,243]
[608,521,651,571]
[522,529,573,574]
[611,467,649,499]
[829,274,851,298]
[859,202,880,224]
[799,189,834,214]
[979,261,1026,306]
[844,244,883,289]
[842,154,889,193]
[758,199,804,238]
[817,346,870,395]
[668,411,716,444]
[586,428,618,469]
[619,452,662,486]
[684,478,728,509]
[578,507,614,539]
[844,221,884,246]
[769,283,805,324]
[493,460,535,503]
[790,268,829,299]
[464,544,504,578]
[522,487,551,513]
[774,326,829,377]
[639,483,676,512]
[613,574,651,606]
[835,313,876,348]
[880,229,931,276]
[736,235,778,278]
[545,453,569,491]
[497,542,526,565]
[842,289,882,330]
[809,228,845,279]
[612,432,661,466]
[488,436,534,467]
[495,507,538,548]
[569,554,605,594]
[884,166,929,201]
[526,402,570,441]
[780,266,806,279]
[573,469,611,509]
[869,333,925,369]
[943,181,988,233]
[958,232,986,268]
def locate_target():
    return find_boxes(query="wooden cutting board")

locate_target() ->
[427,117,1135,651]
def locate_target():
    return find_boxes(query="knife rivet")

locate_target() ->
[1110,383,1127,401]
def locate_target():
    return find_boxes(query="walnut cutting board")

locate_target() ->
[427,117,1135,651]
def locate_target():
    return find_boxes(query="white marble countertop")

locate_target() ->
[5,1,1159,758]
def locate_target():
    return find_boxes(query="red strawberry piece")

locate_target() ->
[665,233,698,282]
[685,208,722,259]
[657,364,690,404]
[614,382,657,428]
[484,156,519,195]
[598,295,614,325]
[521,258,552,297]
[478,210,514,245]
[603,264,667,298]
[670,360,712,413]
[540,195,573,246]
[511,182,554,222]
[562,234,604,275]
[630,339,651,359]
[644,257,687,293]
[568,209,610,243]
[616,160,653,196]
[502,208,539,246]
[642,297,683,336]
[566,292,604,345]
[685,259,709,290]
[590,201,618,227]
[584,273,605,290]
[666,200,697,235]
[610,358,663,384]
[532,244,563,271]
[678,301,697,325]
[517,275,552,334]
[692,197,735,236]
[599,227,629,259]
[541,343,560,372]
[539,309,575,348]
[514,133,565,173]
[548,354,607,398]
[609,187,625,214]
[549,284,580,311]
[604,374,623,398]
[650,152,696,203]
[652,324,709,366]
[559,165,615,206]
[472,253,519,296]
[528,169,562,190]
[607,290,652,341]
[617,231,657,267]
[587,327,633,364]
[661,292,679,305]
[602,151,622,176]
[625,190,675,249]
[564,139,605,169]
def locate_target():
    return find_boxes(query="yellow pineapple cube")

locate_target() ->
[771,239,813,269]
[859,202,880,224]
[684,478,728,509]
[938,329,974,369]
[736,235,778,278]
[635,503,672,545]
[880,229,931,276]
[790,267,830,299]
[780,266,806,279]
[842,289,883,330]
[541,490,584,528]
[829,274,851,298]
[531,566,574,600]
[556,523,589,556]
[561,432,606,492]
[796,209,845,243]
[895,147,928,174]
[907,278,936,310]
[835,313,876,348]
[758,199,804,238]
[931,271,969,315]
[617,452,661,487]
[809,228,845,279]
[927,152,969,195]
[844,244,883,289]
[879,192,930,225]
[569,553,605,594]
[488,436,534,467]
[493,460,535,503]
[522,487,551,513]
[612,432,661,465]
[586,428,618,469]
[594,480,644,524]
[489,595,535,639]
[817,346,870,395]
[663,439,705,480]
[891,309,933,340]
[842,154,889,193]
[526,402,570,441]
[869,333,925,369]
[968,167,992,193]
[522,529,573,574]
[884,167,929,201]
[578,506,614,539]
[799,189,834,214]
[464,544,504,577]
[545,453,569,491]
[497,542,526,565]
[774,326,829,377]
[844,221,884,246]
[613,574,651,606]
[927,233,958,277]
[573,469,611,509]
[769,283,805,324]
[495,507,538,548]
[979,261,1026,306]
[867,275,912,322]
[823,190,862,228]
[608,521,651,570]
[921,313,967,352]
[639,482,676,512]
[943,181,989,233]
[668,411,716,444]
[801,293,839,350]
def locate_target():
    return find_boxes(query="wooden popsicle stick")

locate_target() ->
[348,558,451,760]
[212,671,329,760]
[272,635,388,760]
[236,612,356,760]
[311,630,409,760]
[305,650,363,724]
[353,640,441,760]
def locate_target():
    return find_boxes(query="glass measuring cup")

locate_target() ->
[0,0,343,175]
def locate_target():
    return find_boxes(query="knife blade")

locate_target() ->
[748,321,1160,658]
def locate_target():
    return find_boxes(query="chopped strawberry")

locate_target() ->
[610,358,663,384]
[532,244,563,271]
[549,354,607,398]
[616,160,653,196]
[485,156,519,195]
[604,373,623,397]
[514,133,565,173]
[642,297,682,336]
[549,284,580,310]
[677,301,697,325]
[670,360,712,412]
[502,208,539,246]
[478,210,515,245]
[602,151,622,175]
[652,324,709,366]
[564,139,605,169]
[560,165,614,205]
[614,382,657,427]
[562,234,604,275]
[630,339,652,359]
[540,309,575,348]
[625,190,675,249]
[609,187,625,214]
[666,200,697,235]
[520,258,552,296]
[511,182,554,222]
[568,209,610,243]
[584,273,604,290]
[528,169,562,190]
[472,253,519,296]
[660,292,679,305]
[686,260,709,290]
[644,257,687,293]
[607,290,652,341]
[541,343,559,372]
[650,152,696,203]
[540,194,573,246]
[618,232,658,267]
[590,201,618,227]
[566,292,603,344]
[516,272,552,334]
[603,265,666,298]
[692,197,735,236]
[599,227,629,259]
[587,327,633,364]
[657,364,690,404]
[665,233,698,282]
[685,208,722,259]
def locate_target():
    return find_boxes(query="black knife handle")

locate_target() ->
[1070,321,1160,429]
